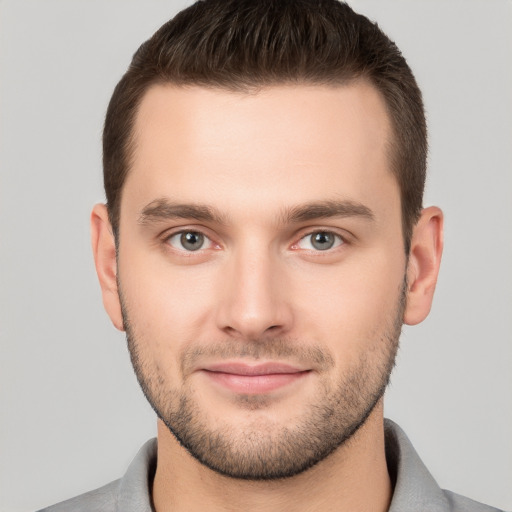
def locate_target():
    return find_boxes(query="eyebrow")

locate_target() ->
[138,198,374,226]
[138,198,228,225]
[282,200,375,224]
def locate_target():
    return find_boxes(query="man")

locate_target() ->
[37,1,504,511]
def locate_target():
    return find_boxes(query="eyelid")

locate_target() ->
[290,228,348,251]
[161,226,219,252]
[159,225,351,253]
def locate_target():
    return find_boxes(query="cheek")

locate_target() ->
[118,249,221,369]
[291,250,405,354]
[118,229,406,371]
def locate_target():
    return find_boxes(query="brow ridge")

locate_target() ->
[138,198,374,226]
[138,198,228,225]
[283,200,375,224]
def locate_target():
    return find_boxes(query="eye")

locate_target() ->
[166,231,213,252]
[295,231,344,251]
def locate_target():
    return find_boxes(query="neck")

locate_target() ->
[152,401,392,512]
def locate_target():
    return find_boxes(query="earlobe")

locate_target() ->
[90,204,125,331]
[403,206,444,326]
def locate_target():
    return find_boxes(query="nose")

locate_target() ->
[215,244,293,340]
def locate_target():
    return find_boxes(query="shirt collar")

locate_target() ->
[385,418,449,511]
[116,438,157,512]
[115,420,448,511]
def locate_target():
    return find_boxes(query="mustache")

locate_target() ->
[180,338,335,377]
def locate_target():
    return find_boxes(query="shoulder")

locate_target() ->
[443,490,506,512]
[36,438,157,512]
[384,420,506,512]
[36,479,120,512]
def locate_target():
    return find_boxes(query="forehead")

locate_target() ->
[124,82,397,222]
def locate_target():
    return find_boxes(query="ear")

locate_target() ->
[90,204,124,331]
[403,206,444,326]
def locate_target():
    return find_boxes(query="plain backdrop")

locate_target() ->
[1,1,511,511]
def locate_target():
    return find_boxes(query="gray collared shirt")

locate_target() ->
[38,420,504,512]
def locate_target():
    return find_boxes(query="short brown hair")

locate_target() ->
[103,0,426,251]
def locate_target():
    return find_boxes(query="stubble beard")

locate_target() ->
[121,281,405,481]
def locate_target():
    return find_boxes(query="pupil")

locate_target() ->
[181,232,203,251]
[312,232,334,250]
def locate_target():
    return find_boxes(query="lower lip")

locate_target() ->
[202,370,310,394]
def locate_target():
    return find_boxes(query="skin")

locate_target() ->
[92,83,443,512]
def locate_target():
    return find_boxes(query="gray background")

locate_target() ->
[1,1,511,511]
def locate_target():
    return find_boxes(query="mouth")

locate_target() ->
[200,362,311,394]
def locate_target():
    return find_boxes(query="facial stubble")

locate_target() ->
[121,281,405,481]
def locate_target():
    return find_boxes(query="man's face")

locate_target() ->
[116,83,407,479]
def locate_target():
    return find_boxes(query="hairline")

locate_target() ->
[112,76,411,251]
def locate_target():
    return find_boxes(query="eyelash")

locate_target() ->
[292,231,345,252]
[165,230,216,252]
[162,228,347,254]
